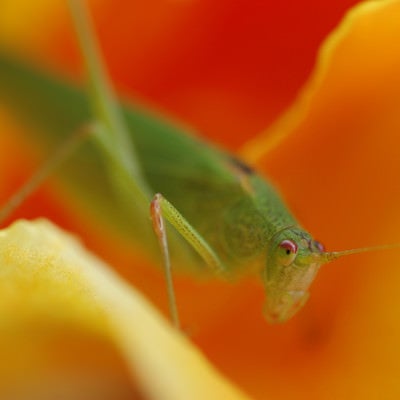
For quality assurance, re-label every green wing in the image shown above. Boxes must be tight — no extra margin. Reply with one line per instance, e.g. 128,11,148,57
0,52,297,272
0,53,241,266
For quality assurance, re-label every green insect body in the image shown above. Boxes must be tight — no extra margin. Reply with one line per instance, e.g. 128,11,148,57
0,2,386,325
0,52,331,323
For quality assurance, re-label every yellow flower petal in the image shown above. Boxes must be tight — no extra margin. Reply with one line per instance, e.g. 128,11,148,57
0,219,251,400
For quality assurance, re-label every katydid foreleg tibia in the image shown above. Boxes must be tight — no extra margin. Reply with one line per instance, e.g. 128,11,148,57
150,193,226,328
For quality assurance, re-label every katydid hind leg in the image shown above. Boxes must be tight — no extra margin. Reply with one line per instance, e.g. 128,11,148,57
68,0,150,201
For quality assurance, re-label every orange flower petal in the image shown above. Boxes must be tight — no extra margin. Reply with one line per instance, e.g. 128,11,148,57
240,1,400,397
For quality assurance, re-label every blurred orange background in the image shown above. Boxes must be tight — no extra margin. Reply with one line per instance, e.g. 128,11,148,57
1,0,400,399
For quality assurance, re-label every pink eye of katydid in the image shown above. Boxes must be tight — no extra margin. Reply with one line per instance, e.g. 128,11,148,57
279,239,298,255
278,239,298,266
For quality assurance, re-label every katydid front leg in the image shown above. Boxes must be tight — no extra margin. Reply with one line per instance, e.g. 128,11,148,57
0,126,92,225
150,193,224,330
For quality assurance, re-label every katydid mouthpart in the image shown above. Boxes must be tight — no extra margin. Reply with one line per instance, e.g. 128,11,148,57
0,0,397,328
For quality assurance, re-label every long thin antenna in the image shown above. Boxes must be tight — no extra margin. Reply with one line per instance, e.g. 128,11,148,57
319,243,400,264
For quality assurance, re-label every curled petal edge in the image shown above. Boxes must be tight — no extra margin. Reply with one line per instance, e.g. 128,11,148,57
240,0,400,162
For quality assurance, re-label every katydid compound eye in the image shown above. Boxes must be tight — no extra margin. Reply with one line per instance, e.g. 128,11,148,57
278,239,298,266
279,239,298,255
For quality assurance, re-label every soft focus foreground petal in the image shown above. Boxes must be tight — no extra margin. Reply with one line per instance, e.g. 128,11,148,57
0,219,252,400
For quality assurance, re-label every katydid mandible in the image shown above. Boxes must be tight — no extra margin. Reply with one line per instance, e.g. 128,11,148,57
0,1,394,328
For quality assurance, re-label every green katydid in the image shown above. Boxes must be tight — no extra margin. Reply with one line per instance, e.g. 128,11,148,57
0,0,395,328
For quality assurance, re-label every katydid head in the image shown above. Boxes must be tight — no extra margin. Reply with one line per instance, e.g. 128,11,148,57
263,227,399,324
263,227,324,323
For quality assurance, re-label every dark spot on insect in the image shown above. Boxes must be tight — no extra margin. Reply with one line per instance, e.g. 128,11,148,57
228,156,255,175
